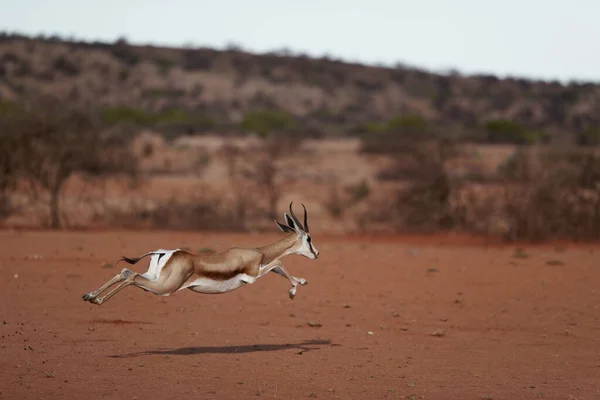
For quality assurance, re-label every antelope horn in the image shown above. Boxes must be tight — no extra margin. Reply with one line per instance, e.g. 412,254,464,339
301,203,309,233
289,202,304,231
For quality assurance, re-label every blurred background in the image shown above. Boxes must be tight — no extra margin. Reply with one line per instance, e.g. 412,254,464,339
1,0,600,241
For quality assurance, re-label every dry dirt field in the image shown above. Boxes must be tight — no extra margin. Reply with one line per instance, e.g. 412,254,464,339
0,229,599,400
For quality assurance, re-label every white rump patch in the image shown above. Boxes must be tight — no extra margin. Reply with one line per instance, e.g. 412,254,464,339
139,249,180,281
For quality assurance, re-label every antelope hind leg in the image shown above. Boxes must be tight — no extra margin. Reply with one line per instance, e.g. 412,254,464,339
89,276,136,305
82,268,136,302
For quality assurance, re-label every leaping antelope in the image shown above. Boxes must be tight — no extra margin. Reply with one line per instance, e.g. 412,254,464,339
82,202,319,305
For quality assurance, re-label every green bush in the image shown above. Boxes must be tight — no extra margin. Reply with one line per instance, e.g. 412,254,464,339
576,127,600,146
387,114,428,133
484,119,543,144
102,106,150,125
0,100,22,115
359,114,431,154
240,109,297,137
353,121,386,134
101,106,216,132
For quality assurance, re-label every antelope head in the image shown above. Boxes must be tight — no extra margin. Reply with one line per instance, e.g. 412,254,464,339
275,202,319,260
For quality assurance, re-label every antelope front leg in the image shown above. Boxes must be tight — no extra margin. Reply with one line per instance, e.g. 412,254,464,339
271,265,308,300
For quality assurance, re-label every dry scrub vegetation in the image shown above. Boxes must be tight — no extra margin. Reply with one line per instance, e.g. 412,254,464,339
2,34,600,241
2,95,600,242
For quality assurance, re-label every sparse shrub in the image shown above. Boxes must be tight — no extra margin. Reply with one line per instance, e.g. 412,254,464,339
350,121,386,135
360,114,431,154
324,185,344,218
501,147,600,241
394,157,465,231
221,143,251,229
346,179,370,203
0,100,20,115
53,55,79,76
387,114,428,133
576,126,600,146
14,60,31,77
102,106,150,125
182,49,214,70
498,148,539,182
101,106,216,135
111,38,140,66
118,67,129,82
245,137,301,220
154,56,175,76
368,134,468,232
240,109,297,138
484,119,543,144
221,136,302,224
141,142,154,157
146,198,244,231
324,179,371,219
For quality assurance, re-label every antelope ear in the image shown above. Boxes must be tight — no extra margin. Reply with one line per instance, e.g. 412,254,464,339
284,213,298,231
275,220,295,233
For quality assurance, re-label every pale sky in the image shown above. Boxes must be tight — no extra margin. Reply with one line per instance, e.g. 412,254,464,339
2,0,599,83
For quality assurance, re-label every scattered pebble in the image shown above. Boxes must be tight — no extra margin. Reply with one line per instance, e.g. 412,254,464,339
512,248,529,259
431,329,446,337
367,331,374,335
307,320,322,328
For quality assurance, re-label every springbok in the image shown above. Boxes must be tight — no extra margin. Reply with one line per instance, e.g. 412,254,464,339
82,202,319,305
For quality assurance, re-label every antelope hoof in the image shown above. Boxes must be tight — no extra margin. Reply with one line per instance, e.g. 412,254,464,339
89,297,102,305
297,278,307,285
289,288,296,300
82,292,95,301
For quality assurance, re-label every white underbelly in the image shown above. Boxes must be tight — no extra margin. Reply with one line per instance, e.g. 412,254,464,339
182,274,254,294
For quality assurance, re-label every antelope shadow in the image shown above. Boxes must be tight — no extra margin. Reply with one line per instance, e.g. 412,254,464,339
108,339,332,358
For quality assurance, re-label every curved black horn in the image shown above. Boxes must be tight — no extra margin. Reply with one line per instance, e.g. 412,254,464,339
289,202,304,231
301,203,309,233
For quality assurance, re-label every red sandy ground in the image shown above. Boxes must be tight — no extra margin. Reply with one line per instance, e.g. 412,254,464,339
0,230,598,399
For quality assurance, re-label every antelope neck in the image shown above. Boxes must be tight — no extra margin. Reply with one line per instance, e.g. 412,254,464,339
256,233,298,265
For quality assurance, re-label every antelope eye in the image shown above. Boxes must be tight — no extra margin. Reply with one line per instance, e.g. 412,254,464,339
307,236,312,243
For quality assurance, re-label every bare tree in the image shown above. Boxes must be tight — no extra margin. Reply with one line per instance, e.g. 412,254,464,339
245,136,301,220
7,97,137,229
0,117,26,217
221,142,250,229
220,135,302,227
